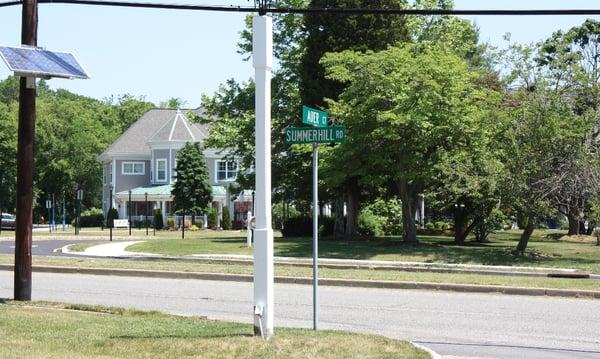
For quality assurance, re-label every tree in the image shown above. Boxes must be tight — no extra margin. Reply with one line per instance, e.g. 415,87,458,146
171,142,212,218
222,207,232,230
537,20,600,234
323,44,489,242
300,0,410,109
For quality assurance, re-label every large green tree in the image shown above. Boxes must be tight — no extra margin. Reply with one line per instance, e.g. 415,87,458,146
322,44,491,242
171,142,213,218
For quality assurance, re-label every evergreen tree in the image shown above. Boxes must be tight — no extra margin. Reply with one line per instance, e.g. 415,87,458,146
171,143,212,217
222,207,232,230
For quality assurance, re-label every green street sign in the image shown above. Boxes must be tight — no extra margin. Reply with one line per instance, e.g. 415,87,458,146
285,126,346,144
302,106,329,127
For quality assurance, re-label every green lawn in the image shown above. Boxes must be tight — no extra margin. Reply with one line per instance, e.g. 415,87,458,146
0,301,427,359
0,255,597,291
126,229,600,273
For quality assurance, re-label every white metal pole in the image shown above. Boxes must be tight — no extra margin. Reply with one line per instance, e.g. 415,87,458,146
420,194,425,229
253,15,274,340
312,143,319,330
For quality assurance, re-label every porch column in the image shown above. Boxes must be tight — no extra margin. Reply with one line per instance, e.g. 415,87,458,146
217,201,223,228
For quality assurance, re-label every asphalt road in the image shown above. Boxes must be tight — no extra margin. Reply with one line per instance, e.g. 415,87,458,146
0,238,124,257
1,271,598,359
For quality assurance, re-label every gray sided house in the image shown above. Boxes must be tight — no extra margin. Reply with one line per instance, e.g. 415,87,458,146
97,108,252,228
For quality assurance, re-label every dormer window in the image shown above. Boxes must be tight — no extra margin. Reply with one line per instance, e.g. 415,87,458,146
216,160,238,182
156,159,167,182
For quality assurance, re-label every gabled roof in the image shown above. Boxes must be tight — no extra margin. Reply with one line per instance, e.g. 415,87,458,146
98,108,209,161
148,109,206,143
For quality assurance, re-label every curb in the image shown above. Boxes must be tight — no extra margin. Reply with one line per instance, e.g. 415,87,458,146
1,264,598,299
61,244,595,279
411,342,442,359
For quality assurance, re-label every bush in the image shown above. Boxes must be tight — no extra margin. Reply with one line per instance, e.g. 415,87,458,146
207,208,218,229
319,216,335,237
106,208,119,228
433,221,450,230
474,208,507,242
166,218,175,229
362,198,402,235
153,209,164,230
272,203,301,230
425,222,435,230
282,217,312,237
190,224,199,231
358,208,384,238
222,207,232,230
77,207,104,227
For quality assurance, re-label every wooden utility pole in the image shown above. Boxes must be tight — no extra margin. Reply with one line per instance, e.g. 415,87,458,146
14,0,37,301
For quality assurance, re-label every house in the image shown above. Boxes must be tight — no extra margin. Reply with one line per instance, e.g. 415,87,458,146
97,108,252,228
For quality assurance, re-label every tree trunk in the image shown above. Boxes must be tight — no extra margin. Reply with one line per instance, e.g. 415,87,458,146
567,209,580,235
517,217,534,252
398,180,418,243
344,190,359,240
454,206,469,244
333,196,345,239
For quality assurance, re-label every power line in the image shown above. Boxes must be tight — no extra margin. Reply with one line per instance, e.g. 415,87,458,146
0,0,594,16
0,1,22,8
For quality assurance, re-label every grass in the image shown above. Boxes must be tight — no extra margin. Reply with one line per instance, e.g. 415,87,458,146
0,301,427,359
125,229,600,273
0,254,598,291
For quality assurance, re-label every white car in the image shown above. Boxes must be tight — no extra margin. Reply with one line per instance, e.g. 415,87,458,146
1,213,16,230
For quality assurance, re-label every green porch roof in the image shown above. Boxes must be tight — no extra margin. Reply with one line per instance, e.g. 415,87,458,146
116,184,226,198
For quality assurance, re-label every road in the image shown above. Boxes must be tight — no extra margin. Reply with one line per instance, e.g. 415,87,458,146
0,271,599,358
0,238,126,257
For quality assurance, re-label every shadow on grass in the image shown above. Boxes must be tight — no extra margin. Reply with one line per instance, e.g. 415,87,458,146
273,235,593,268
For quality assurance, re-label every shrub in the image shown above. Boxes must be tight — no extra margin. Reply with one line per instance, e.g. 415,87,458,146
166,218,175,229
207,208,218,229
362,198,402,235
358,208,384,238
474,208,507,242
222,207,232,230
272,203,301,230
153,209,164,230
319,216,335,237
77,207,104,227
425,222,435,230
282,217,312,237
106,208,119,228
190,224,200,231
433,221,450,230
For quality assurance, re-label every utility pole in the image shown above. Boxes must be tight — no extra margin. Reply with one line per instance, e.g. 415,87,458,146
14,0,37,301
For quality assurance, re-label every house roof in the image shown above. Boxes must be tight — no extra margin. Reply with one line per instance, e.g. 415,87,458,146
98,108,209,161
148,109,206,143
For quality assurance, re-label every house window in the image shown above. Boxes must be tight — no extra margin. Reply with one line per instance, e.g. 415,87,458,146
216,160,238,181
156,159,167,182
122,162,145,175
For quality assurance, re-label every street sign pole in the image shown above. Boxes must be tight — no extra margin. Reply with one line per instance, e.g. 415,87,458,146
253,14,274,340
312,143,319,330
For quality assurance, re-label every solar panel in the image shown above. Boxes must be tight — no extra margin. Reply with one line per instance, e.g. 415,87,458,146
0,46,89,80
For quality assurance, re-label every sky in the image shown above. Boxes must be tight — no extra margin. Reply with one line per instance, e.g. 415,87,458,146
0,0,598,108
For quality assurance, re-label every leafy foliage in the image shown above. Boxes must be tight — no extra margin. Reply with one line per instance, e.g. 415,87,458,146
322,44,491,242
